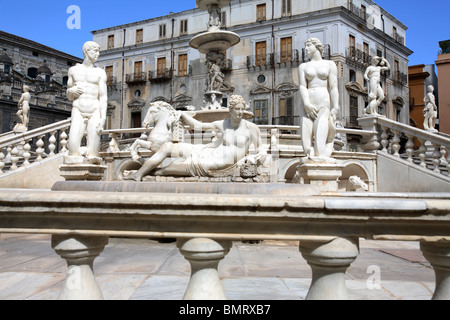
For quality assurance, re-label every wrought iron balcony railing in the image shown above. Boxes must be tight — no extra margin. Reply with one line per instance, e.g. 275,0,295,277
126,72,147,84
149,69,173,82
247,54,274,70
345,46,371,70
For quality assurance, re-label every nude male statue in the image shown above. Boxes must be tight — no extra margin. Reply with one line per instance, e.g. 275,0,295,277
66,41,107,161
364,56,390,115
17,85,31,129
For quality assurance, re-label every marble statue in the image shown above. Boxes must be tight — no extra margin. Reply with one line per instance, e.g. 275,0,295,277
129,101,192,162
208,59,225,92
124,95,267,181
364,56,390,115
299,38,339,160
423,85,438,132
207,5,221,31
66,41,108,163
14,85,31,133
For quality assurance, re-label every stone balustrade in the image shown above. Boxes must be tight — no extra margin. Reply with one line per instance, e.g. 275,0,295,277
0,119,71,174
0,183,448,300
359,115,450,176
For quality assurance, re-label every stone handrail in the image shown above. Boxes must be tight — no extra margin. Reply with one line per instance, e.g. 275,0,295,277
359,115,450,176
0,184,449,300
0,119,71,174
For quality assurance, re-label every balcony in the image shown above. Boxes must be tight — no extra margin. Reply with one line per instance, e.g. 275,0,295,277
393,32,405,46
126,73,147,85
345,46,371,70
392,70,408,86
247,54,274,70
106,76,117,87
347,3,371,22
275,50,300,66
273,116,300,127
149,69,173,82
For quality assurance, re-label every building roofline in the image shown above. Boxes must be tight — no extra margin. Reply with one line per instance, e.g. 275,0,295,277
91,7,202,35
0,30,83,62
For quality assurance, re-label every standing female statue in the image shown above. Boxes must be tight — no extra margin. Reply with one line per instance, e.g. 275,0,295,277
298,38,339,160
423,85,438,132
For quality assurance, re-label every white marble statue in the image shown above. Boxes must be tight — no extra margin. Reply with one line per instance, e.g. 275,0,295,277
129,101,191,162
299,38,339,160
124,95,267,181
423,85,438,132
14,85,31,132
66,41,107,162
364,56,390,115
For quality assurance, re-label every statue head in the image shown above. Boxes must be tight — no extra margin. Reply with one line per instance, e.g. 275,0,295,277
23,85,29,92
228,95,247,110
427,85,434,93
305,38,324,57
82,41,101,62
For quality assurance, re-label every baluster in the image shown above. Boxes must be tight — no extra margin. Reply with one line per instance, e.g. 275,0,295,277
10,146,19,171
0,147,5,174
22,139,31,167
36,135,45,162
5,146,12,164
391,130,401,158
418,139,427,168
439,146,448,168
405,134,415,163
380,125,389,153
60,129,68,154
48,131,57,157
432,143,442,174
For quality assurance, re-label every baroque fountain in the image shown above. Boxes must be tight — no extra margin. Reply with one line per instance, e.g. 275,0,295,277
0,0,448,302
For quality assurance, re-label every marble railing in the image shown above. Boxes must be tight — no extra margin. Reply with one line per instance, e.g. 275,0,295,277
359,115,450,177
0,185,448,300
0,119,71,174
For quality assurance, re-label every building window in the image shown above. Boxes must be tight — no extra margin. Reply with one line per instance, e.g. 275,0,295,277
136,29,143,45
363,42,369,64
221,11,227,27
349,70,356,82
131,112,142,129
282,0,292,16
349,95,359,127
157,57,166,77
280,37,293,63
134,61,143,79
257,4,266,21
106,113,113,130
32,51,39,57
361,5,367,20
108,35,115,50
27,67,37,79
280,97,293,118
255,41,267,66
178,54,188,77
105,66,114,85
180,19,188,35
254,100,268,125
349,35,356,49
159,24,167,39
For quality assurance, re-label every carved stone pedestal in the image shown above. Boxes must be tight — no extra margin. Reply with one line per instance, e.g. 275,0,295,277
51,235,109,300
420,241,450,300
297,158,345,192
300,237,359,300
60,156,107,181
178,238,232,300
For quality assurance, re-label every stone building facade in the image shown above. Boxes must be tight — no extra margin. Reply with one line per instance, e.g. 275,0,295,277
92,0,412,132
0,31,82,134
436,40,450,135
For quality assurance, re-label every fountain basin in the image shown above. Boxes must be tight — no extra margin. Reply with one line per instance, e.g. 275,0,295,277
189,30,241,54
194,109,254,122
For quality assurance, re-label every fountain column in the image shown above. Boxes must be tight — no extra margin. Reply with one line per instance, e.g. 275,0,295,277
189,0,240,112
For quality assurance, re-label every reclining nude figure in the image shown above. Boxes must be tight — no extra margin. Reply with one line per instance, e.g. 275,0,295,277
123,95,267,181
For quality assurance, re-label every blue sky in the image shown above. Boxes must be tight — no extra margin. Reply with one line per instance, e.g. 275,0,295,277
0,0,448,68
